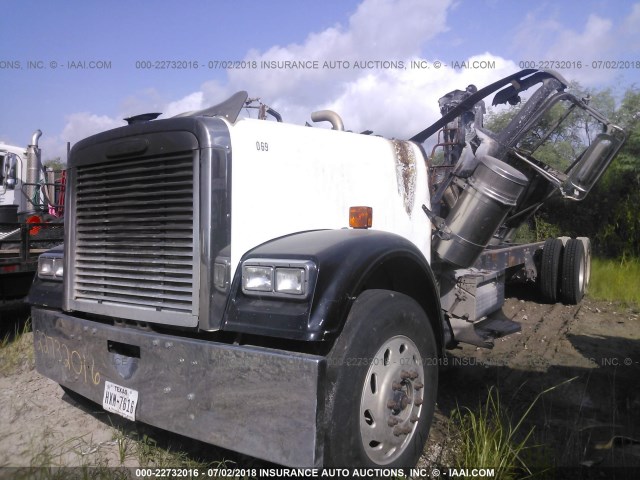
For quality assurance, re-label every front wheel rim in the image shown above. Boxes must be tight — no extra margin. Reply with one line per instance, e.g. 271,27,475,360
359,335,426,464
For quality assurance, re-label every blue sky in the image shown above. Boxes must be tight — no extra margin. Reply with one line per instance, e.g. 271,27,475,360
1,0,639,160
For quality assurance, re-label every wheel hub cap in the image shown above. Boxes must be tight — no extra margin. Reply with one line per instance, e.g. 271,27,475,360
359,335,425,464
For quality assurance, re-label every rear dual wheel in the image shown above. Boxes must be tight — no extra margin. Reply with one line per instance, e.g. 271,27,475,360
539,238,563,303
577,237,592,294
561,238,588,304
539,237,591,305
323,290,438,468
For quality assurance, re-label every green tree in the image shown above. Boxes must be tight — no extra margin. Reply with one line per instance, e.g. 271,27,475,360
598,87,640,256
485,84,639,257
43,157,65,171
546,86,640,257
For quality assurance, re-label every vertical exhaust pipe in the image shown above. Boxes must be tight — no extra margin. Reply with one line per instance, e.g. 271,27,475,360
25,129,43,212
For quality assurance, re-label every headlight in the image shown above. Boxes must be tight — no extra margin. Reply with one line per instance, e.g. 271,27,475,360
38,254,64,281
241,259,316,299
275,268,305,295
243,265,273,292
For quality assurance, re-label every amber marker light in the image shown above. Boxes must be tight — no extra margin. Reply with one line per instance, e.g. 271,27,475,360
349,206,372,229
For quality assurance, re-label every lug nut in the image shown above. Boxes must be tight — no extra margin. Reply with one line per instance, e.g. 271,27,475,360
414,381,424,390
392,381,403,391
387,400,398,410
401,369,419,380
414,397,423,406
393,425,412,436
410,414,419,423
387,416,399,427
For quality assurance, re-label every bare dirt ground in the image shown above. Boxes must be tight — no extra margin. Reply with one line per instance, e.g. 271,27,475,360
1,293,639,475
428,290,640,476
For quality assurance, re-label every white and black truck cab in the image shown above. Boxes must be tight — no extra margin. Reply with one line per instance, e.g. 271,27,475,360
29,70,625,468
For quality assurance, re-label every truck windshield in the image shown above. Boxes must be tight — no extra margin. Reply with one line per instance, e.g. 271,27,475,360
511,94,625,199
516,98,600,172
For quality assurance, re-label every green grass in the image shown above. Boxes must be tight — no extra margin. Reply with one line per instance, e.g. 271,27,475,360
447,380,576,479
0,317,34,376
0,319,229,477
589,257,640,305
449,388,536,479
17,426,228,479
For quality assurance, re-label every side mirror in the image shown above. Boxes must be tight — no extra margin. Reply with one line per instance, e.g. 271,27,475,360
1,153,18,190
562,130,625,201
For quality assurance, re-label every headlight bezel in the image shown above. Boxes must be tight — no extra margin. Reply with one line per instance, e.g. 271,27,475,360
37,253,64,281
241,258,316,299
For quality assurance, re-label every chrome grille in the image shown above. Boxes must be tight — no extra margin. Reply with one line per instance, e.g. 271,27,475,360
72,151,197,321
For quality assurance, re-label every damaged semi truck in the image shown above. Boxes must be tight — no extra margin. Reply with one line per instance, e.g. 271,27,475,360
30,69,625,467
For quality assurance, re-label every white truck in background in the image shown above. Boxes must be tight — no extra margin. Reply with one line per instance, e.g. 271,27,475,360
29,69,625,467
1,131,64,304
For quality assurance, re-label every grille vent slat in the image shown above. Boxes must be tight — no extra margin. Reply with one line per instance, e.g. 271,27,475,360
72,151,196,317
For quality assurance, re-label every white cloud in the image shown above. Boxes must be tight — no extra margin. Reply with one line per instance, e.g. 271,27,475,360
323,54,520,139
197,0,520,140
120,88,165,119
60,113,122,141
0,133,16,145
40,112,122,161
622,3,640,47
511,12,563,60
41,93,203,161
49,0,459,157
512,4,640,86
554,14,614,59
220,0,452,108
47,0,637,161
162,91,204,118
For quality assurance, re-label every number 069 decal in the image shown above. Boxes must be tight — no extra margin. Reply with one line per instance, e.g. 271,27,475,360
256,141,269,151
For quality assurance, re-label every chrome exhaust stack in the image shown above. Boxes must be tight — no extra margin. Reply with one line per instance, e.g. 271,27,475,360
25,129,43,213
311,110,345,131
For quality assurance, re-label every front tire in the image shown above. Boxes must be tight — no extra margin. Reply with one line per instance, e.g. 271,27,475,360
323,290,438,468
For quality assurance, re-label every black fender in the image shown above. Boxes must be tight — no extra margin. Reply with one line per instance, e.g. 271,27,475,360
222,229,445,350
25,276,64,310
25,244,64,311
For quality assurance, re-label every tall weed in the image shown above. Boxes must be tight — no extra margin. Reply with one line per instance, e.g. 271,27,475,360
448,380,576,479
589,257,640,305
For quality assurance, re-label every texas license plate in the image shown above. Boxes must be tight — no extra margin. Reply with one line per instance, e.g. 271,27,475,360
103,381,138,421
